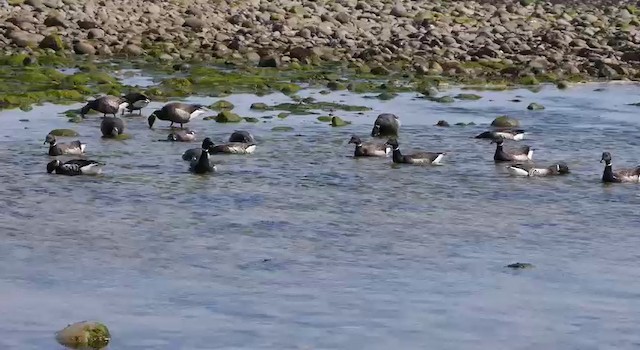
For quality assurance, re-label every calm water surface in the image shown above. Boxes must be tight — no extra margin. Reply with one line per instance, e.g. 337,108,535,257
1,81,640,350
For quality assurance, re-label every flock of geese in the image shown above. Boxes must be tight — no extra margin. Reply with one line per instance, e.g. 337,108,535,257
42,94,640,183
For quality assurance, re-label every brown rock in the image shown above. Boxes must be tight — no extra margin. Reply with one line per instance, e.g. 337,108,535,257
44,15,67,27
77,20,98,29
87,28,104,39
183,17,204,30
39,34,64,51
258,54,280,67
8,30,43,48
73,41,96,55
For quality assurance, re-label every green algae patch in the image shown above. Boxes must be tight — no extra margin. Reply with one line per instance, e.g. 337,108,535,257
277,112,290,119
209,100,234,111
48,129,79,137
317,116,332,122
331,116,351,127
375,92,398,100
272,126,294,132
215,111,242,123
250,102,269,110
454,93,482,100
104,133,133,140
244,117,259,123
55,321,111,349
426,95,455,103
263,101,371,115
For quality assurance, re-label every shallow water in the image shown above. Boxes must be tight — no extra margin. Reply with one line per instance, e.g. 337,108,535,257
1,82,640,350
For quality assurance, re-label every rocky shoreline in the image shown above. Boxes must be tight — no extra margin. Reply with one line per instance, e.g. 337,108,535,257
3,0,640,84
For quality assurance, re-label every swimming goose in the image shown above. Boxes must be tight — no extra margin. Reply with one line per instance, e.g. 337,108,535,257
44,134,86,156
600,152,640,183
148,102,207,129
371,113,401,137
190,138,216,174
46,159,105,176
475,129,526,141
121,92,150,115
492,139,533,162
100,116,125,138
168,130,196,142
229,130,256,143
348,135,391,157
506,162,570,177
385,138,445,165
208,141,257,155
80,95,129,118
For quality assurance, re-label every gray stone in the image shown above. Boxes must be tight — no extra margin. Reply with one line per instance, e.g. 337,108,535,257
390,4,408,17
87,28,104,39
73,41,96,55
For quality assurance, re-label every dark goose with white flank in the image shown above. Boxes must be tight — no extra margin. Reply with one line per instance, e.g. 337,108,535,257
44,134,86,156
46,159,105,176
385,138,445,165
229,130,255,143
475,129,526,141
122,92,150,115
189,138,216,174
148,102,207,129
371,113,401,138
492,139,533,162
168,130,196,142
506,162,570,177
601,152,640,183
348,135,391,157
80,95,129,118
100,116,125,138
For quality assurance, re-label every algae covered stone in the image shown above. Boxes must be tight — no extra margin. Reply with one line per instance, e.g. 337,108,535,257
209,100,234,111
331,116,351,127
454,93,482,100
491,115,520,127
250,102,269,111
272,126,294,132
215,111,242,123
48,128,79,137
527,102,545,110
55,321,110,349
317,116,332,122
244,117,259,123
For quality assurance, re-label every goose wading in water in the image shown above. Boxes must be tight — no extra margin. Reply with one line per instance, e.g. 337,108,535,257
190,138,216,174
385,138,445,165
348,135,391,157
80,95,129,118
371,113,401,137
475,129,526,141
121,92,150,115
167,130,197,142
46,159,105,176
506,162,570,177
44,134,86,156
492,139,533,162
148,102,207,129
600,152,640,183
100,116,125,138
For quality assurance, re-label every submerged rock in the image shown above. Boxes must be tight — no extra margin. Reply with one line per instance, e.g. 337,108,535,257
48,128,79,137
491,116,520,128
505,262,534,269
55,321,110,349
454,93,482,100
209,100,234,111
243,117,259,123
215,111,242,123
272,126,294,132
317,116,332,122
250,102,269,110
527,102,545,110
435,120,450,127
331,116,351,127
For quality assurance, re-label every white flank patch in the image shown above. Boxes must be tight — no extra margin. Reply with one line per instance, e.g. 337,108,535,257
507,166,530,177
244,145,257,154
384,146,391,156
432,153,445,164
80,163,103,175
80,144,86,152
513,133,525,141
118,102,130,111
132,100,150,109
190,110,206,119
527,150,534,159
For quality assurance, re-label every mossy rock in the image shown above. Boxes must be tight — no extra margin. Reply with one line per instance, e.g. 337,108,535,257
277,112,290,119
518,76,540,86
556,80,569,89
67,116,83,123
278,83,302,95
215,111,242,123
455,122,475,126
55,321,110,349
107,133,133,140
48,129,79,137
318,90,331,95
244,117,259,123
491,115,520,127
527,102,545,110
209,100,234,111
317,116,332,122
250,102,269,110
370,66,390,76
331,116,351,127
435,120,450,127
454,93,482,100
376,92,398,100
327,81,347,90
430,96,455,103
272,126,294,132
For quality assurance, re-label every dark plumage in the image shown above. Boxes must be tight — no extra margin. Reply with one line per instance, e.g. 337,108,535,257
371,113,401,137
348,135,391,157
601,152,640,183
44,134,86,156
148,102,207,129
100,116,125,138
492,139,533,162
46,159,105,176
385,138,445,165
122,92,150,115
506,162,570,177
475,129,526,141
229,130,255,143
189,138,216,174
80,95,129,118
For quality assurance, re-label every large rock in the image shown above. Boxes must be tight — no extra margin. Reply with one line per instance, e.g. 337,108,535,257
215,111,242,123
491,116,520,127
55,321,110,349
39,34,64,51
73,41,96,55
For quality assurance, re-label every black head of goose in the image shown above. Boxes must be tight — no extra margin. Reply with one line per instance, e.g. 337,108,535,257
167,130,197,142
348,135,391,157
475,129,526,141
100,116,125,138
148,102,207,129
80,95,129,118
491,138,533,162
506,162,570,177
44,134,86,156
600,152,640,183
229,130,256,143
122,92,150,115
189,138,216,174
385,138,445,165
371,113,401,138
46,159,105,176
